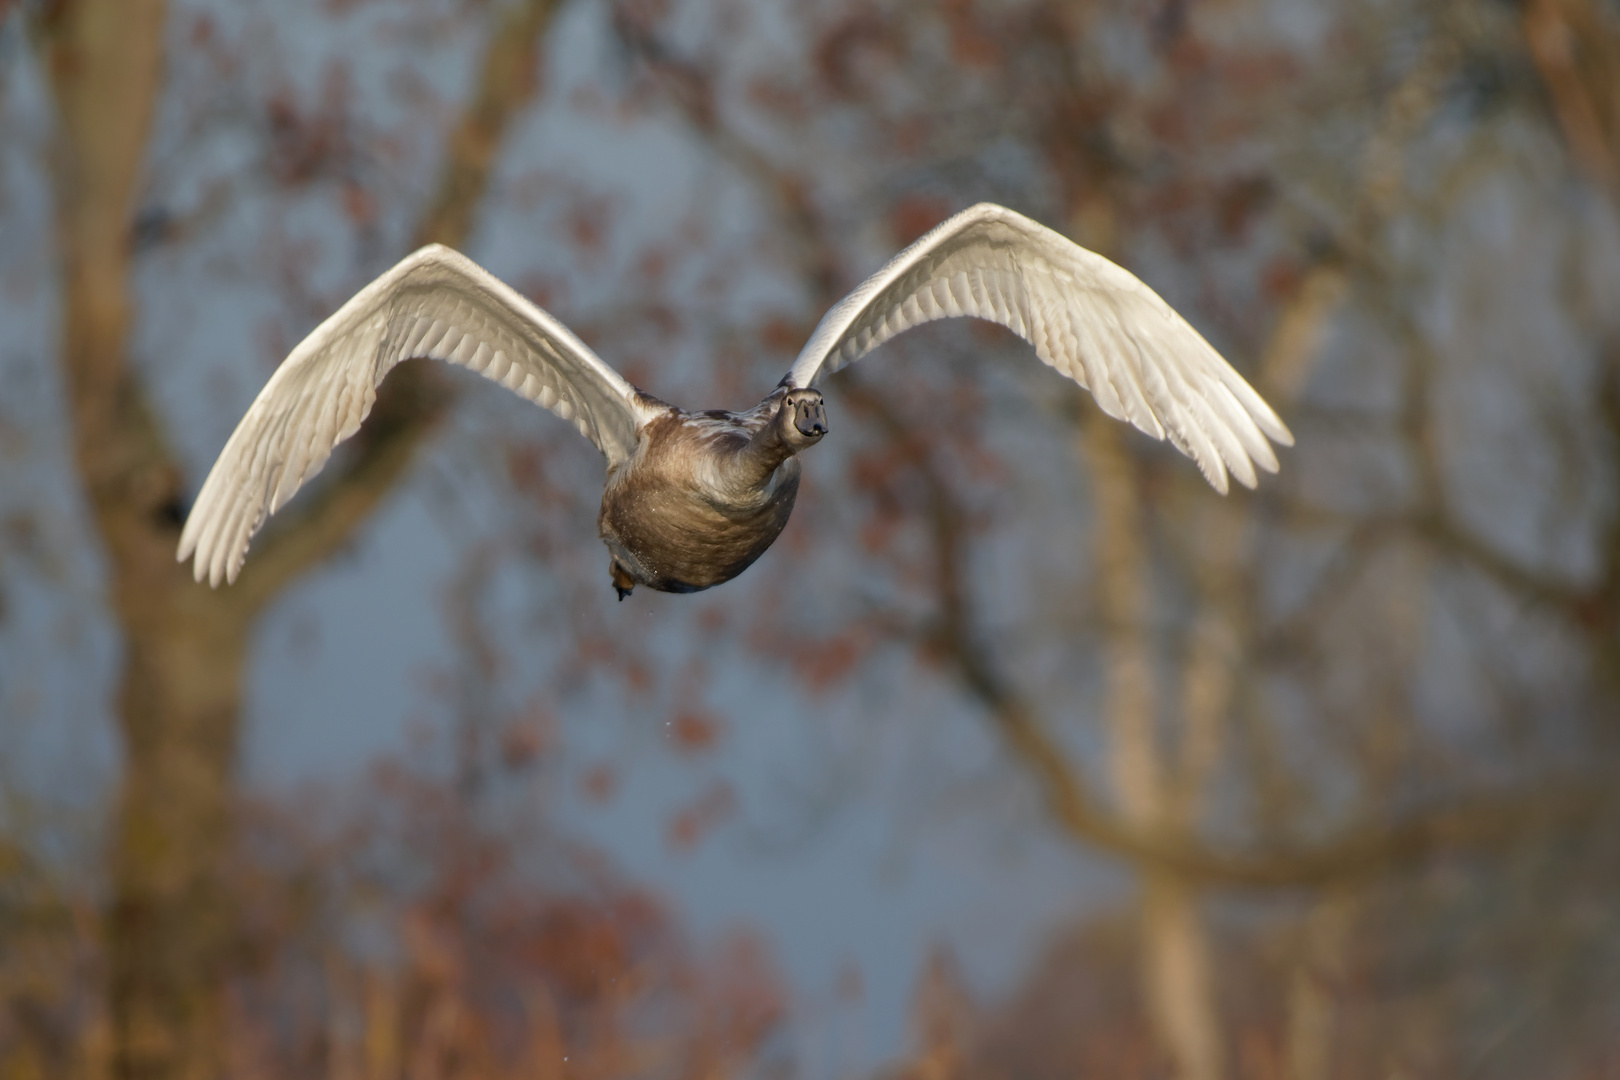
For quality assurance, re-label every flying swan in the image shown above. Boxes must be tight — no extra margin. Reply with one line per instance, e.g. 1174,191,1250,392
179,203,1293,597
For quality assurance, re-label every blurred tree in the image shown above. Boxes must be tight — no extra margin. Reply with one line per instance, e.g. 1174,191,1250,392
9,0,1620,1076
221,742,784,1080
31,0,562,1075
1526,0,1620,200
605,0,1620,1074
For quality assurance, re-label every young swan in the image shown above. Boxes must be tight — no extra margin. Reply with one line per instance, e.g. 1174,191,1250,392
598,387,828,598
178,203,1293,598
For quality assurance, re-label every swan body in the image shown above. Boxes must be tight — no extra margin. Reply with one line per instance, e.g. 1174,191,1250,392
597,387,825,597
178,203,1293,596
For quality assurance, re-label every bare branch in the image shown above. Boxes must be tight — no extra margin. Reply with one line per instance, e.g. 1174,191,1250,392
236,0,561,612
1525,0,1620,200
842,376,1614,888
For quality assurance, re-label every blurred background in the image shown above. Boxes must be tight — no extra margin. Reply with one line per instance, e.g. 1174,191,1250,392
3,0,1620,1077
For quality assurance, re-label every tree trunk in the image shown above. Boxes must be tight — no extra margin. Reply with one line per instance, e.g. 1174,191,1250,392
1140,871,1223,1080
1082,418,1225,1080
41,3,221,1073
1286,891,1354,1080
104,610,249,1079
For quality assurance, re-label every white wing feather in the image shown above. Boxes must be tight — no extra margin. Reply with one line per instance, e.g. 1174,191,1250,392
785,203,1293,493
178,244,656,587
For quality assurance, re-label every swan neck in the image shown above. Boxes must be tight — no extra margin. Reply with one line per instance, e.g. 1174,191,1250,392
735,415,797,490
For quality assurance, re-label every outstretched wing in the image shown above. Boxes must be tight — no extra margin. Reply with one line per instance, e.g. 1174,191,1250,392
179,244,656,587
784,203,1293,493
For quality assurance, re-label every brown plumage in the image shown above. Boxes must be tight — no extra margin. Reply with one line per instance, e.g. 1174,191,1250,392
598,387,825,597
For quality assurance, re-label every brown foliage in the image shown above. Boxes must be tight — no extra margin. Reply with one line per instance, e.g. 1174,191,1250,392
0,746,786,1080
227,757,783,1080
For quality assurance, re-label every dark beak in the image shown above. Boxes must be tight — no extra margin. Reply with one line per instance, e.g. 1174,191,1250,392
793,397,829,438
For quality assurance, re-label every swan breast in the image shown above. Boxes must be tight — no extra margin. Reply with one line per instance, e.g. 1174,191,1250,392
597,411,802,592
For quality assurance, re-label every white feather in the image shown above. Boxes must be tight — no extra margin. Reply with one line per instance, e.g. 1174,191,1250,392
784,203,1292,492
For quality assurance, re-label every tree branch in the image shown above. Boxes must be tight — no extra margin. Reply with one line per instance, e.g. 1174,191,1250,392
235,0,561,613
1525,0,1620,201
613,8,1620,891
842,378,1614,888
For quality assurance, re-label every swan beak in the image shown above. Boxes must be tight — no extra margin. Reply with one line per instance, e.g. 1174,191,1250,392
792,395,828,439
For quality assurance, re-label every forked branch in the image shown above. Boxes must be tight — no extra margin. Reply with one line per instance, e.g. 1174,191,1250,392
236,0,561,612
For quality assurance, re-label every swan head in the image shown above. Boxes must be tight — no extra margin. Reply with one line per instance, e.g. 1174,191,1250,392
778,387,828,451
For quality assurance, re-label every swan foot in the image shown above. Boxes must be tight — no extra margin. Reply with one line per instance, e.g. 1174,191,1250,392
610,558,636,601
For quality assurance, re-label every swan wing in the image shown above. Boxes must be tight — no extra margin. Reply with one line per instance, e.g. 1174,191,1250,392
178,244,655,586
784,203,1293,493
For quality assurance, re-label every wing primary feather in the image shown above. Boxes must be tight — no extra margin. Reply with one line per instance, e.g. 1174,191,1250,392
1211,381,1279,474
1218,362,1294,446
1164,399,1229,495
245,396,299,517
1104,325,1169,441
268,385,327,513
335,377,366,441
187,486,231,582
1159,359,1234,493
1109,333,1167,441
207,477,256,585
1069,303,1128,421
1194,390,1259,490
